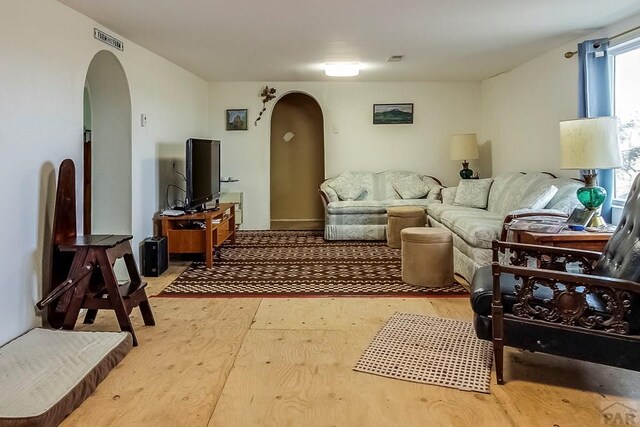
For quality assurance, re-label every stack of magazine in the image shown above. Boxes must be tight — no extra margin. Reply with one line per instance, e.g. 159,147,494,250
507,218,566,234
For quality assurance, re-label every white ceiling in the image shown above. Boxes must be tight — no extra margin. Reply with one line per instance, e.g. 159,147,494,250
59,0,640,82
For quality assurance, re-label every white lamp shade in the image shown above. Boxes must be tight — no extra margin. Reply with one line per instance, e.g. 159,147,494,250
559,117,621,169
450,134,479,161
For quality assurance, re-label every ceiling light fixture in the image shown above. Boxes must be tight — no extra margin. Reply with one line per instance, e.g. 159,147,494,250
324,62,360,77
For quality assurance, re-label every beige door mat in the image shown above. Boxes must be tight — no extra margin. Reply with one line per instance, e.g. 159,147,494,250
354,313,493,393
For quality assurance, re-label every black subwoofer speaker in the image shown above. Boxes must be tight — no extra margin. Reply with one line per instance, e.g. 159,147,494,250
141,236,168,277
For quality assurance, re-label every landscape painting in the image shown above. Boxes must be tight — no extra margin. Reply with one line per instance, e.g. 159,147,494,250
226,109,248,130
373,103,414,125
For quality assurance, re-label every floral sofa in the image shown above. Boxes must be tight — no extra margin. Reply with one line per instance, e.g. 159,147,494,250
426,172,583,281
319,171,444,240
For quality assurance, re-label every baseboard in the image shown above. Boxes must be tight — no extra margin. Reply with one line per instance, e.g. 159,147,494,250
270,219,324,230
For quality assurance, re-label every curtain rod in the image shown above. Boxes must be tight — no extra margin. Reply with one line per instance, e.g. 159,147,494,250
564,24,640,58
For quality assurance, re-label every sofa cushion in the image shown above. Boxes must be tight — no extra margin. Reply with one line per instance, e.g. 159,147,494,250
486,173,524,213
440,209,503,249
546,177,583,214
327,200,387,215
450,216,504,249
393,174,429,199
383,171,414,199
385,199,438,209
517,184,558,210
426,203,470,222
491,173,554,215
329,173,367,201
453,178,494,209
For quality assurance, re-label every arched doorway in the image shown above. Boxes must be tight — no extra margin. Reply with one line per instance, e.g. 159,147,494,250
83,50,132,236
270,92,325,230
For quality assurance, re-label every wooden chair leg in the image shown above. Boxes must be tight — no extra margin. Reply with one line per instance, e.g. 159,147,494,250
96,250,138,346
83,309,98,324
138,299,156,326
122,247,156,326
491,263,505,385
494,338,504,385
61,250,93,330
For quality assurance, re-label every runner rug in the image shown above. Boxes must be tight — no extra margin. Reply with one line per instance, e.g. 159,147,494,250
354,313,493,393
158,230,468,298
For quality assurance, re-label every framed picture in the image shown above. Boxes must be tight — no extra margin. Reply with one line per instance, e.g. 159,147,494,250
373,103,413,125
566,208,595,227
226,109,248,131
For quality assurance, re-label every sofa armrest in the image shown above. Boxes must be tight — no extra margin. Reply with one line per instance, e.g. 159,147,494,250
319,181,339,205
318,189,330,208
500,208,568,240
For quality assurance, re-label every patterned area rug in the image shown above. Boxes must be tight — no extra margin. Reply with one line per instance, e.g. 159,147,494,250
354,313,493,393
158,230,468,297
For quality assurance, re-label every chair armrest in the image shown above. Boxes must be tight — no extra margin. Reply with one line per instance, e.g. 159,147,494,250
492,240,601,260
491,240,601,274
493,263,639,293
491,262,638,335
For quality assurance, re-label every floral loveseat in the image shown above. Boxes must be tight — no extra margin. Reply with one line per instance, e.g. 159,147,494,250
426,172,583,281
319,171,444,240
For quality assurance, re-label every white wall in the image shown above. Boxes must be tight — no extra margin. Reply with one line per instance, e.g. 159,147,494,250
210,82,481,229
0,0,209,345
481,12,640,177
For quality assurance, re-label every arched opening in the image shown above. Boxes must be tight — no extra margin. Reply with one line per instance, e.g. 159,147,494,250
83,50,132,236
270,92,325,230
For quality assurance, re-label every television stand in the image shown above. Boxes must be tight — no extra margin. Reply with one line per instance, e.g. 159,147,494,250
155,203,235,268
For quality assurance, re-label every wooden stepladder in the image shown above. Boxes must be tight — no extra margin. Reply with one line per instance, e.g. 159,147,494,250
37,159,155,346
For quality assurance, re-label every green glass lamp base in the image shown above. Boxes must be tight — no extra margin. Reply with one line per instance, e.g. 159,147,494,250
576,184,606,210
577,172,607,227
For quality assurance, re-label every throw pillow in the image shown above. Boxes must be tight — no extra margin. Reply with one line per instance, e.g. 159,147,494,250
453,178,494,209
427,185,444,200
441,186,457,205
517,184,558,210
393,174,429,199
423,176,442,200
329,173,366,201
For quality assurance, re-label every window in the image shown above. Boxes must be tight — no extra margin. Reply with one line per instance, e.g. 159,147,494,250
613,42,640,201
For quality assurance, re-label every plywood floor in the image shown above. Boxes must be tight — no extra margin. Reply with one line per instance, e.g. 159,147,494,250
62,262,640,427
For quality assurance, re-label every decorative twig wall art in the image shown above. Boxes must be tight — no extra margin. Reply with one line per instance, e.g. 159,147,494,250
254,86,277,126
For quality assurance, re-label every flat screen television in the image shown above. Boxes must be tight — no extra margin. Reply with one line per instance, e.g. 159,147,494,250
185,138,221,212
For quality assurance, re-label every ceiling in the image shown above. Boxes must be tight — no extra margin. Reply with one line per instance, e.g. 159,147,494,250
59,0,640,82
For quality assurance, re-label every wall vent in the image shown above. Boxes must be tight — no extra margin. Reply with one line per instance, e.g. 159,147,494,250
387,55,404,62
94,28,124,51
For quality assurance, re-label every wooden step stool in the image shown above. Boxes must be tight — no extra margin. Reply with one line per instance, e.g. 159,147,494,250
38,159,155,346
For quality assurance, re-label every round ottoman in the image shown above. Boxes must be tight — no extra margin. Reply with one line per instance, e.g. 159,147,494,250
401,227,453,287
386,206,426,248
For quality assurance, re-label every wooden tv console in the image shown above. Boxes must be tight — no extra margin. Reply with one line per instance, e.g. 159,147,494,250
154,203,235,268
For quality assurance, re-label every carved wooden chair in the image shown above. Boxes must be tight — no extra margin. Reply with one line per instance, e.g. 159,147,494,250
471,173,640,384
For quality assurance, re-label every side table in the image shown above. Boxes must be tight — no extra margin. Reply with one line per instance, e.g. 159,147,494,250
512,229,613,252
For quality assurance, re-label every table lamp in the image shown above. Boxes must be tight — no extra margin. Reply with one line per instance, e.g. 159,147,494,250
559,117,621,228
451,134,479,179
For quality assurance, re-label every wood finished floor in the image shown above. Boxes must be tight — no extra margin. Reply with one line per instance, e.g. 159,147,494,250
62,262,640,427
